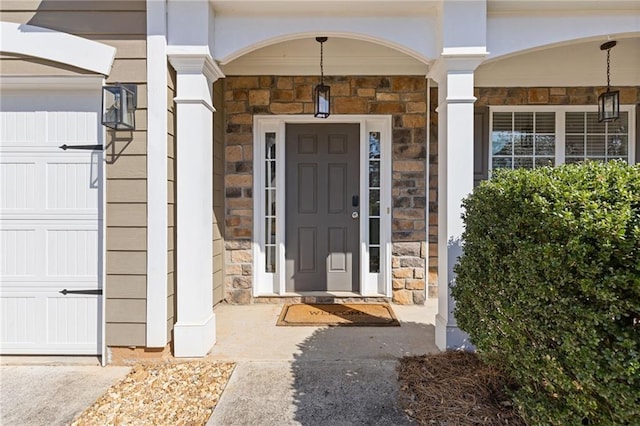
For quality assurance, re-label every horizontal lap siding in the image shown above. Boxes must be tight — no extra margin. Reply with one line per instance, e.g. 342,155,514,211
213,80,225,306
167,63,176,340
0,1,149,347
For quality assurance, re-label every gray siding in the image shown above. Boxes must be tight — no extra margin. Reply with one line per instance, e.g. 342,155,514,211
0,1,149,347
213,80,226,306
167,63,177,338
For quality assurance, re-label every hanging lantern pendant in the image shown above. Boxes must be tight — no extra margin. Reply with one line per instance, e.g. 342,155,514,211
314,37,330,118
598,40,619,123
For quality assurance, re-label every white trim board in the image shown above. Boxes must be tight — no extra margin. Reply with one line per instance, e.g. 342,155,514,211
252,115,393,298
145,0,169,348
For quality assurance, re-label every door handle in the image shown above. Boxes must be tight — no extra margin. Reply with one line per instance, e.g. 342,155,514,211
59,289,103,295
351,211,359,219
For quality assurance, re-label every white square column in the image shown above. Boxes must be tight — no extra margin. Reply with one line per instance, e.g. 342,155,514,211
168,53,224,357
429,53,486,351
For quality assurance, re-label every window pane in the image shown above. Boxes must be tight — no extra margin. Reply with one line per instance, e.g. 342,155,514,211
492,157,512,169
265,189,276,216
369,218,380,245
492,134,512,155
265,218,276,244
535,135,555,155
369,161,380,188
608,112,628,134
493,113,513,131
565,157,583,164
514,134,533,155
266,246,276,273
369,189,380,216
369,247,380,273
514,157,534,169
369,132,381,159
586,112,605,133
586,135,606,156
536,112,555,133
566,112,585,133
608,135,627,156
266,132,276,159
565,135,585,156
514,112,534,133
536,157,555,167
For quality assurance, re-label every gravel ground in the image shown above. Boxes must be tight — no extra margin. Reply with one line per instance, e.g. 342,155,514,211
71,361,235,425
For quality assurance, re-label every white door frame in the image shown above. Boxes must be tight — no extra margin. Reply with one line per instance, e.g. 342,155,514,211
253,115,392,298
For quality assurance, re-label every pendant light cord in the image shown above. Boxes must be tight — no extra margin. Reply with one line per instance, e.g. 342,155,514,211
320,40,324,85
606,47,611,92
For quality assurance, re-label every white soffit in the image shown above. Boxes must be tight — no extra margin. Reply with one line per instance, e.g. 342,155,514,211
0,21,116,75
488,0,640,13
476,36,640,87
221,37,430,76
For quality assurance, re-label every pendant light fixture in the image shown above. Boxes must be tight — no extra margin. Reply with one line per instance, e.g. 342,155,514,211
598,40,620,123
314,37,330,118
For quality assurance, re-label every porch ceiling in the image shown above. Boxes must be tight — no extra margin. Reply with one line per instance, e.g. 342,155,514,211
211,0,438,17
220,37,430,76
476,36,640,87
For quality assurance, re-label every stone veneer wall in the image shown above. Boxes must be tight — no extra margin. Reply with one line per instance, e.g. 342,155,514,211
224,76,431,304
474,86,640,107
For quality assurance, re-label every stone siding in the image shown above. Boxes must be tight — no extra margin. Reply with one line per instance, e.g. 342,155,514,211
224,76,429,304
475,86,640,107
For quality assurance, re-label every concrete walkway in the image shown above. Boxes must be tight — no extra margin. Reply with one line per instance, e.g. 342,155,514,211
0,357,130,425
207,300,439,425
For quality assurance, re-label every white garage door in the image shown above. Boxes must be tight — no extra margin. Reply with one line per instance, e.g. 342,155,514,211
0,88,103,355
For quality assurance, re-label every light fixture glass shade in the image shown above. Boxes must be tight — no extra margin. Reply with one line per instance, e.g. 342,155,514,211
314,84,330,118
598,90,619,122
102,85,136,130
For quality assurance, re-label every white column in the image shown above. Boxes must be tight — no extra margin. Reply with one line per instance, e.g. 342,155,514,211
168,52,224,357
429,53,486,351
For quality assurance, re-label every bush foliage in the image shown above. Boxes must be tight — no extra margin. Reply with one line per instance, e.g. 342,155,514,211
452,161,640,425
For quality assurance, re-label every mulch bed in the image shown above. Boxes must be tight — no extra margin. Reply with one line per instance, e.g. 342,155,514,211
398,351,526,425
71,361,235,426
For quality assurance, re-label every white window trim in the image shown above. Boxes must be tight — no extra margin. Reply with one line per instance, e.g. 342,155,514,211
252,115,393,298
489,105,636,172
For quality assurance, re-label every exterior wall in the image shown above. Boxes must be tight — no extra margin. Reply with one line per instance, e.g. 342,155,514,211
213,80,226,306
167,63,177,339
224,76,429,304
0,1,149,346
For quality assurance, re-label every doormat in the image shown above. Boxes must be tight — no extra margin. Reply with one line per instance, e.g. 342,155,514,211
276,303,400,327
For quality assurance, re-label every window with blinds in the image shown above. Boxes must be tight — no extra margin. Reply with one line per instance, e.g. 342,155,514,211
565,112,629,163
490,107,634,172
492,112,556,169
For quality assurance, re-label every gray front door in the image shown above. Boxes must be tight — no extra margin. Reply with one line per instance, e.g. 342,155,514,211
285,123,360,292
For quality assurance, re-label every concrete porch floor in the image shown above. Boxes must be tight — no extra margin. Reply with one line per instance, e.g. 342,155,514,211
207,299,440,361
207,300,440,425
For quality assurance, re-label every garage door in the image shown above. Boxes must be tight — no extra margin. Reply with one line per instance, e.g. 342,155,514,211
0,89,103,355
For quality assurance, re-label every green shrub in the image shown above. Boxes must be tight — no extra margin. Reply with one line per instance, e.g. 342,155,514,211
452,161,640,425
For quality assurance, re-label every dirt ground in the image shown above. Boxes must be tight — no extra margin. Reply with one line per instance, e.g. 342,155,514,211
398,351,526,425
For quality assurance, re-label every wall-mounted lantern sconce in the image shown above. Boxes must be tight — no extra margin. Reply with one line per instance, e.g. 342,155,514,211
102,84,137,130
314,37,330,118
598,40,619,123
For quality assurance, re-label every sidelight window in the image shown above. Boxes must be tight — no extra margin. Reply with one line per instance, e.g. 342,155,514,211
265,132,276,273
368,131,381,273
